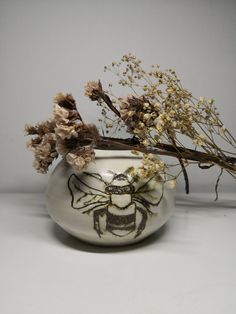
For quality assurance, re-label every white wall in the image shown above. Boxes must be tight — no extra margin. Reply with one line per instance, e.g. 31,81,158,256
0,0,236,193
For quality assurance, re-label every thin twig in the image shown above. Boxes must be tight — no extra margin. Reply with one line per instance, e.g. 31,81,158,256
179,158,190,194
100,93,121,118
214,168,223,201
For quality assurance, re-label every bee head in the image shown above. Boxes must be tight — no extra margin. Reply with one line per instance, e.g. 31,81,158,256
105,173,134,195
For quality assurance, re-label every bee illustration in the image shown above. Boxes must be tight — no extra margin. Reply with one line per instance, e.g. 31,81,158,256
67,172,164,238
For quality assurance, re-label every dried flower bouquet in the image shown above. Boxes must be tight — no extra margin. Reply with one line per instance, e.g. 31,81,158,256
25,54,236,197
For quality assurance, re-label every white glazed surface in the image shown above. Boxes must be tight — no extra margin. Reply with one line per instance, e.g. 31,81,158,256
46,150,176,246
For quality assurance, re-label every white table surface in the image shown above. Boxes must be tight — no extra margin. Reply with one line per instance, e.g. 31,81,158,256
0,193,236,314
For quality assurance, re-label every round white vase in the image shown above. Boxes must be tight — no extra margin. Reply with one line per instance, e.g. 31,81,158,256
46,150,176,246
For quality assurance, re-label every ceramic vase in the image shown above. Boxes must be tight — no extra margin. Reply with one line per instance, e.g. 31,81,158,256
46,150,176,246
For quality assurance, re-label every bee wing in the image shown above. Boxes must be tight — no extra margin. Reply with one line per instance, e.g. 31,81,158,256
68,173,109,211
134,176,164,206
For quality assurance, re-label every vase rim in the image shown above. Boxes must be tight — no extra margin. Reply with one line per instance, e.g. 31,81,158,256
94,149,141,159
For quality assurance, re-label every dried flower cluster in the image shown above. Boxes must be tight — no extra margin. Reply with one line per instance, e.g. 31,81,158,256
25,93,99,173
126,153,167,180
25,120,58,173
85,54,236,192
84,80,103,101
103,54,235,156
25,53,236,195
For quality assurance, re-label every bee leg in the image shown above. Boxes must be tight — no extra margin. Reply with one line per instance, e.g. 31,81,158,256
93,208,106,238
135,207,147,238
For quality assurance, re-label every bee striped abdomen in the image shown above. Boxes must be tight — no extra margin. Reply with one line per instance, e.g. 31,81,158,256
106,204,136,236
106,212,136,233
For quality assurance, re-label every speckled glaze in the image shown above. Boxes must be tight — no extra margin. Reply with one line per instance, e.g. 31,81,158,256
46,150,176,246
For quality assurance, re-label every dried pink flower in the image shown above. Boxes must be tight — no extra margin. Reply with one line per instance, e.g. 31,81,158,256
119,95,146,132
55,124,78,140
84,80,103,101
54,93,77,110
25,120,56,136
27,132,58,173
66,147,95,172
53,104,69,124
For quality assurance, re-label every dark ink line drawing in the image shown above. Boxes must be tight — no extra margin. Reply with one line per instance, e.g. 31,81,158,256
68,172,164,238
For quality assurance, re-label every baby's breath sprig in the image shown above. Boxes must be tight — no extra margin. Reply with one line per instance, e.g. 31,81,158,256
85,53,236,192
